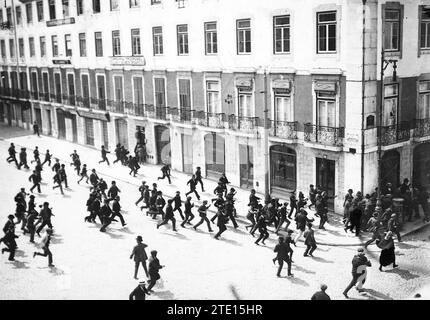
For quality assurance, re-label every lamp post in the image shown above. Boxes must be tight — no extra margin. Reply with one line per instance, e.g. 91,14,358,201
377,49,398,199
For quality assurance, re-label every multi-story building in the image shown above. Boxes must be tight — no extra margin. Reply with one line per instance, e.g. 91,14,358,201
0,0,429,213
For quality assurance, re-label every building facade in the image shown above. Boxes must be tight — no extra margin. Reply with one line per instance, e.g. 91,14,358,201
0,0,429,213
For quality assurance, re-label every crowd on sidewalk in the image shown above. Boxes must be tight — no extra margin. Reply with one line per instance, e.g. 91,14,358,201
1,125,427,299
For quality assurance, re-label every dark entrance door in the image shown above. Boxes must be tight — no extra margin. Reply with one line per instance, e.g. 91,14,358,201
101,121,109,149
413,143,430,193
71,115,77,142
46,109,52,135
204,133,225,179
115,118,129,149
56,109,66,139
35,108,42,133
6,104,12,125
270,145,297,193
0,103,4,123
182,133,193,174
316,157,336,210
381,150,400,189
239,144,253,189
155,125,171,164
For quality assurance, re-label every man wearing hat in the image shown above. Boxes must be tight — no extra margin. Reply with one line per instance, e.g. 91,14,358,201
147,250,164,292
135,181,147,206
0,220,18,261
181,196,195,227
129,281,150,300
33,228,54,267
17,147,29,170
24,207,38,243
311,284,331,300
111,196,126,227
186,175,200,200
387,213,401,242
273,237,293,277
294,208,314,243
36,202,53,236
6,143,18,166
343,248,372,298
275,202,290,235
172,191,184,221
303,223,317,257
193,200,212,232
156,199,177,231
364,211,384,248
130,236,149,279
3,215,15,236
29,170,42,194
194,166,204,192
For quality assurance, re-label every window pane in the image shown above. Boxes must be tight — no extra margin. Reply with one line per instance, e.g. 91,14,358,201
318,12,336,22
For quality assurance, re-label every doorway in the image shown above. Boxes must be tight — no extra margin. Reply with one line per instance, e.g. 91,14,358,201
182,133,193,174
204,133,225,179
155,125,171,164
46,109,52,135
239,144,254,189
381,150,400,189
316,157,336,210
35,108,42,133
115,118,129,149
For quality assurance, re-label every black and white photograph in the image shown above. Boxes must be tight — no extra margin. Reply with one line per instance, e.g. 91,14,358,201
0,0,430,307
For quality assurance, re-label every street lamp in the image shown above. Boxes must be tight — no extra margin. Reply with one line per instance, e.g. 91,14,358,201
377,49,398,199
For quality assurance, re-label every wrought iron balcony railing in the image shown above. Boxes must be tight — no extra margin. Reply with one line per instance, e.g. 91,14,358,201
192,111,226,128
304,123,345,146
413,118,430,138
228,115,259,132
146,105,168,120
380,121,410,146
169,107,192,123
125,102,146,117
269,120,298,139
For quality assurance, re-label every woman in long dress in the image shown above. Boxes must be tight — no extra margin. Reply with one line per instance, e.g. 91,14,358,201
378,231,399,271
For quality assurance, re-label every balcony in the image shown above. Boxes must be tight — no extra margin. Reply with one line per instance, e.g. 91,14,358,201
380,121,410,146
146,105,168,121
169,107,192,124
76,96,90,108
228,115,259,133
413,118,430,139
125,102,146,117
106,100,123,113
304,123,345,147
192,111,225,129
269,120,298,140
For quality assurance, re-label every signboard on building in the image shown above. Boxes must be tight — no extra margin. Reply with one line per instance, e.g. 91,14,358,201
77,110,108,121
110,56,146,66
47,18,75,27
314,81,337,93
53,60,71,65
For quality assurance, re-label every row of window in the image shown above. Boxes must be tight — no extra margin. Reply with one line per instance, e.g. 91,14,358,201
0,0,167,25
2,7,430,59
2,69,430,127
0,13,335,60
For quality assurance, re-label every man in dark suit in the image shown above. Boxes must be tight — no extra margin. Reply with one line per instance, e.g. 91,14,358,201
98,146,110,165
129,281,150,300
6,143,18,166
274,236,293,277
147,250,164,292
17,148,29,170
156,199,177,231
186,175,200,200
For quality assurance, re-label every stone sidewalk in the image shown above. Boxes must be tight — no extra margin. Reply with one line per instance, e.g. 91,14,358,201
1,123,428,246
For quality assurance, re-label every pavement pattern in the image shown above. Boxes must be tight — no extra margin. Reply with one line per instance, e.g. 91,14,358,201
0,125,429,300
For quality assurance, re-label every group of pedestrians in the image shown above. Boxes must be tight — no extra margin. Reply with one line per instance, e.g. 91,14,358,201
3,130,426,300
0,189,55,267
